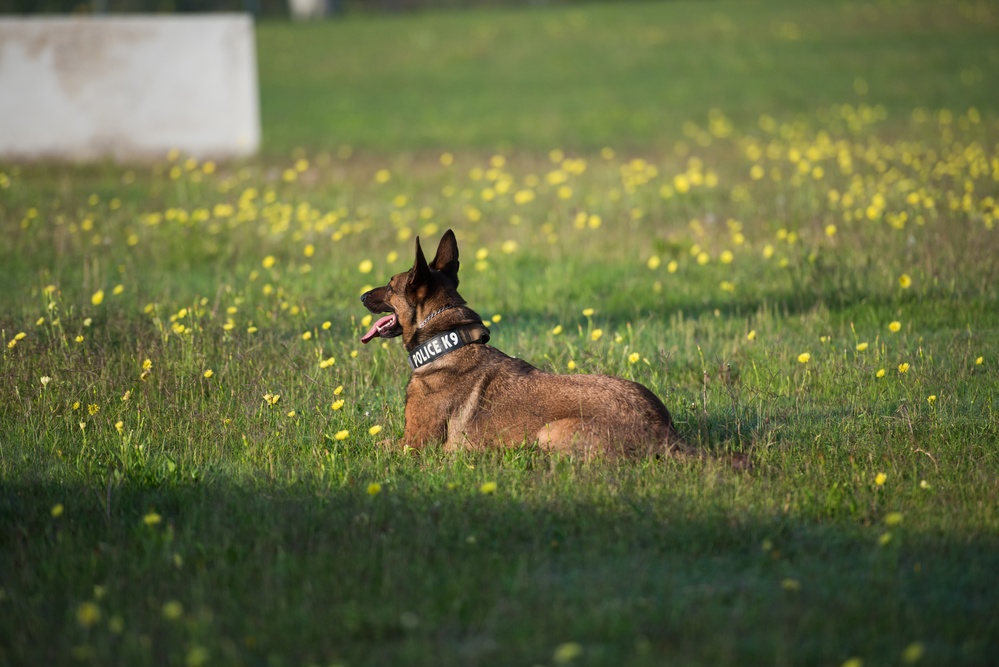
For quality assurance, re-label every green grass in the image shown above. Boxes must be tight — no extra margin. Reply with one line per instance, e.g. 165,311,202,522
3,0,999,665
257,0,999,153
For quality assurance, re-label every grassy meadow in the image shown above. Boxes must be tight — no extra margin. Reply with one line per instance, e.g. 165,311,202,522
2,0,999,665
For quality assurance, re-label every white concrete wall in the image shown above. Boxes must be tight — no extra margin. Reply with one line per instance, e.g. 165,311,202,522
0,15,260,161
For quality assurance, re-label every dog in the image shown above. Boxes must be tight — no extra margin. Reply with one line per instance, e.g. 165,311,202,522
360,229,694,459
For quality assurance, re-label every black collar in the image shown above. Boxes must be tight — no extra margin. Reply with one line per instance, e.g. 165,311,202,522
408,324,490,370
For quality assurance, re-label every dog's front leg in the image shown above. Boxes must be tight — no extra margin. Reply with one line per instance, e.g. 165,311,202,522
402,393,448,450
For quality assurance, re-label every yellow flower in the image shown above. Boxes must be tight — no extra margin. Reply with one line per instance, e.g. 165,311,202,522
286,410,296,418
842,658,863,667
186,646,209,667
143,512,162,526
667,260,678,273
74,335,84,343
480,481,497,494
203,369,214,379
91,290,104,306
334,429,349,440
582,308,594,317
51,503,64,517
262,255,276,269
646,255,661,270
369,425,382,436
142,358,153,370
322,321,331,330
898,362,910,373
334,385,344,395
747,329,756,341
331,399,345,411
76,601,101,628
797,352,811,364
898,274,912,289
875,472,887,486
879,532,892,546
876,368,886,378
781,578,801,591
628,352,640,364
162,600,184,620
888,321,901,333
112,284,124,296
551,325,563,335
367,482,382,496
301,331,312,341
975,356,984,365
590,329,603,341
884,512,904,526
115,420,124,433
358,259,373,274
553,642,582,664
927,394,937,405
902,642,925,663
567,360,577,370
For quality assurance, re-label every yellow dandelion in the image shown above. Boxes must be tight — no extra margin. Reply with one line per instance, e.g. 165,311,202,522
286,410,296,418
590,329,603,342
358,259,373,274
884,512,904,526
582,308,594,317
646,255,661,270
898,274,912,289
825,224,837,237
747,329,757,341
162,601,184,620
203,369,214,379
51,503,64,518
927,394,937,405
902,642,924,664
567,360,577,370
301,331,312,341
975,356,983,365
76,602,101,628
322,321,331,330
261,255,276,269
331,399,345,411
551,325,563,335
842,658,863,667
888,321,902,333
112,284,124,296
367,482,382,496
74,335,84,343
781,578,801,591
898,362,910,373
553,642,582,664
143,512,162,526
186,646,209,667
667,259,678,273
479,481,498,494
856,342,869,352
628,352,641,364
876,368,886,378
369,425,382,436
334,429,349,440
115,420,124,433
879,532,893,546
90,290,104,306
797,352,811,364
334,385,344,395
875,472,887,486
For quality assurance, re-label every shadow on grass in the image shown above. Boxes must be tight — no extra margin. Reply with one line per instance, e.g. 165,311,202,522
2,473,997,667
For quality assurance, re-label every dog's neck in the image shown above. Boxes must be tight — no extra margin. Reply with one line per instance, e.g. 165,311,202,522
407,322,490,371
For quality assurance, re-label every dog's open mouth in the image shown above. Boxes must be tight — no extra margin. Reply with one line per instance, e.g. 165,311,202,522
360,313,401,344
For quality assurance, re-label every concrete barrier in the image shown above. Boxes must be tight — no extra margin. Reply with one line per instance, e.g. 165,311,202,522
0,15,260,161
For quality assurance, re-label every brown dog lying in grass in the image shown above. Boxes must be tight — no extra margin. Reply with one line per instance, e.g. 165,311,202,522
360,229,695,459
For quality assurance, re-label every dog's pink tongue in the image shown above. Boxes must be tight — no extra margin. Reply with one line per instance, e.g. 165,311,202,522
360,314,397,344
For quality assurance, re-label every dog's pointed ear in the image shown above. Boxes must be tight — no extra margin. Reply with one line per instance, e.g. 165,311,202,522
407,236,431,295
430,229,460,285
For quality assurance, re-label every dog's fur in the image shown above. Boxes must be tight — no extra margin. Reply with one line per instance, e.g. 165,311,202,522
360,230,693,459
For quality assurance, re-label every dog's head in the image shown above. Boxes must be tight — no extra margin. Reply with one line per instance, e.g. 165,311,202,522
359,229,464,347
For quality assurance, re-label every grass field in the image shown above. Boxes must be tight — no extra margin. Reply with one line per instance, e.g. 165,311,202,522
2,0,999,665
